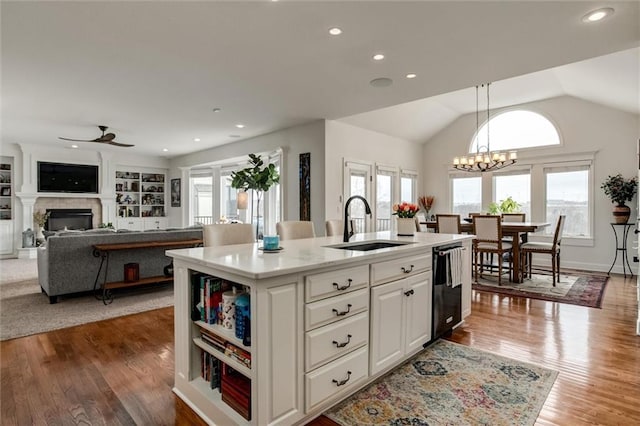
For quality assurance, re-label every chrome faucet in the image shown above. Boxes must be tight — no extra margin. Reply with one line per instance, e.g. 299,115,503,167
344,195,372,242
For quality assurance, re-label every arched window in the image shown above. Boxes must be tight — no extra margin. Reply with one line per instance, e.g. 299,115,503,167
470,110,560,153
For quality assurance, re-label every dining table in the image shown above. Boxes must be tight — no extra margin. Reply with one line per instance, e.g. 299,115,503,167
422,220,551,283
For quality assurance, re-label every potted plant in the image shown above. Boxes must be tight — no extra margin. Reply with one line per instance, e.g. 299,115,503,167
601,174,638,224
33,210,50,243
231,153,280,240
487,196,521,215
392,202,420,236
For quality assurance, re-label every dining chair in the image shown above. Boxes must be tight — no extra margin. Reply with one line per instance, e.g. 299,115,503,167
519,215,566,286
325,219,355,237
276,220,316,240
435,214,461,234
414,216,423,232
203,223,254,246
501,213,526,222
472,215,513,286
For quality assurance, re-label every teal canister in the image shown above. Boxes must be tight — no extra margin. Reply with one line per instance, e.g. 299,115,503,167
235,292,250,340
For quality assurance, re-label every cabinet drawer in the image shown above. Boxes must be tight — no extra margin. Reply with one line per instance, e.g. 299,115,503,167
305,288,368,331
305,312,369,371
305,346,368,412
370,253,431,286
305,265,369,302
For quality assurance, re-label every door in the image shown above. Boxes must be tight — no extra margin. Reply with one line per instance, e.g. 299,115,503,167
343,160,372,233
405,272,432,353
370,279,406,375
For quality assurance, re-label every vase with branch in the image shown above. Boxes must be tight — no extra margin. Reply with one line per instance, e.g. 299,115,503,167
231,153,280,241
33,210,50,243
418,195,435,220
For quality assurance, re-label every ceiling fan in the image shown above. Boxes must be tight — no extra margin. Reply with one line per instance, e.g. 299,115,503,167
59,125,134,147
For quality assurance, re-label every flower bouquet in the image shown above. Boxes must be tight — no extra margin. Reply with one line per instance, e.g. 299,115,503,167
392,202,420,218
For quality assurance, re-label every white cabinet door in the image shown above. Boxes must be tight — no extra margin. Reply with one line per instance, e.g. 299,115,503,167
143,217,168,230
369,279,406,375
405,272,432,354
116,218,143,231
0,220,14,254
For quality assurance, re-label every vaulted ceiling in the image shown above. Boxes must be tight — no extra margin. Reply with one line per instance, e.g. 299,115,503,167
2,1,638,157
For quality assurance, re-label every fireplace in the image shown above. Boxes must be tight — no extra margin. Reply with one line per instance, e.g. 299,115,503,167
46,209,94,231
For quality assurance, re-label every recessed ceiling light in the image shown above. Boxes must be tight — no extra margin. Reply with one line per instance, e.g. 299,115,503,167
406,73,417,79
373,54,385,61
163,148,169,152
235,124,245,129
212,108,221,113
329,27,342,36
370,77,393,87
71,144,78,149
194,138,201,142
582,7,614,23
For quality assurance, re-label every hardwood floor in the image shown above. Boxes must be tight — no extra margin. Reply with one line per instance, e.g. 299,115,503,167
1,273,638,425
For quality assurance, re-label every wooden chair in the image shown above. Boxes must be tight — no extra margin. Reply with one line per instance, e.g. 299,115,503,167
325,219,355,237
435,214,461,234
276,221,316,240
520,215,566,286
501,213,526,222
472,215,513,286
203,223,254,246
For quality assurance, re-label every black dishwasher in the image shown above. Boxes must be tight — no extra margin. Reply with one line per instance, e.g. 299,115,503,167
432,243,463,339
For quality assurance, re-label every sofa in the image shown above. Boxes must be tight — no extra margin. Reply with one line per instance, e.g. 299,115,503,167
37,228,203,303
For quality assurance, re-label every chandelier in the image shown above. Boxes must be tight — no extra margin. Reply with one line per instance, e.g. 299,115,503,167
452,83,517,172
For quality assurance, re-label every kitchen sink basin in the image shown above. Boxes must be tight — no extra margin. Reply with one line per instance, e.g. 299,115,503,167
326,240,413,252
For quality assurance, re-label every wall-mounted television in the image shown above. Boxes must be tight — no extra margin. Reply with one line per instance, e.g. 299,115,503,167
37,162,99,194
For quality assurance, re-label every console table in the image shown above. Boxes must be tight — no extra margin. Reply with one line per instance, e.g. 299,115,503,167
93,238,202,304
607,223,634,278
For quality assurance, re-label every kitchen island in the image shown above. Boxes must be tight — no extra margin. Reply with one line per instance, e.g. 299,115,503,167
167,231,473,426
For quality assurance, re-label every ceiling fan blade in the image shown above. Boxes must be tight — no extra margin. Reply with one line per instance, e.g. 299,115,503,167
108,141,135,148
59,137,94,142
99,133,116,142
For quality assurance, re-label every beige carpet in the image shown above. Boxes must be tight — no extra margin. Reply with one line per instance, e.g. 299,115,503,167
0,258,174,341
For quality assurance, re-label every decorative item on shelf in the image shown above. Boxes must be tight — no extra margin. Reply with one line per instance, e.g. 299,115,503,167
231,153,280,241
418,195,435,220
32,210,50,243
601,174,638,224
393,202,420,236
124,263,139,283
235,291,250,341
22,228,35,248
222,287,238,332
452,83,517,172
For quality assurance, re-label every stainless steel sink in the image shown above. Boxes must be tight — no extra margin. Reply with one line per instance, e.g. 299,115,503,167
326,240,413,251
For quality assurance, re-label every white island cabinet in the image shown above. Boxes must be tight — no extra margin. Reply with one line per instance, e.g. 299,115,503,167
167,231,472,426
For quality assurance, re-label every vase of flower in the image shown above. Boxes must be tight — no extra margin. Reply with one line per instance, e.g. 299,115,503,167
393,202,420,236
33,210,50,244
601,174,637,224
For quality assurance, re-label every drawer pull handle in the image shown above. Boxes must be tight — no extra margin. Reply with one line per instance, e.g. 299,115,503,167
333,334,352,348
404,289,414,297
332,371,352,387
333,279,352,291
401,265,414,274
332,304,352,317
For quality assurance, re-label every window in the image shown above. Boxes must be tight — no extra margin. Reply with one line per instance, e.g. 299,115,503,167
400,169,417,204
493,171,531,219
452,176,481,218
471,110,560,152
344,161,372,233
545,166,590,238
188,150,282,236
376,165,398,232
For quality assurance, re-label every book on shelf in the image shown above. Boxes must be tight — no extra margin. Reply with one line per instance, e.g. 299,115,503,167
221,363,251,420
200,351,221,390
224,342,251,369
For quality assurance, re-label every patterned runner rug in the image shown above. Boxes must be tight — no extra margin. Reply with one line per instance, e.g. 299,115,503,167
325,340,557,426
472,270,608,308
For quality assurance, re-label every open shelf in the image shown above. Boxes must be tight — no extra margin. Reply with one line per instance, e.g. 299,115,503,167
193,338,252,379
189,377,250,426
195,321,251,353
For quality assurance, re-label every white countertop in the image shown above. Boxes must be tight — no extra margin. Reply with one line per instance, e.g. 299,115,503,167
166,231,472,279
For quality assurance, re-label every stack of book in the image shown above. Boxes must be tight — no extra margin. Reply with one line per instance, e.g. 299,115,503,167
201,352,221,390
221,364,251,420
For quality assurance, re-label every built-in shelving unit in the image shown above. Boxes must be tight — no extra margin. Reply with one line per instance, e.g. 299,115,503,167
115,169,167,230
0,162,12,221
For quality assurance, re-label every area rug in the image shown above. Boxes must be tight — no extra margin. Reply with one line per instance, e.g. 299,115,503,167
472,271,608,308
0,276,174,341
325,340,557,426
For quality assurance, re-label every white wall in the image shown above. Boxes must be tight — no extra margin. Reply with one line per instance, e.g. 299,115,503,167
169,121,326,235
325,120,425,220
423,95,639,273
